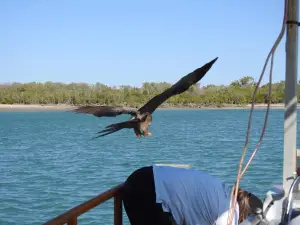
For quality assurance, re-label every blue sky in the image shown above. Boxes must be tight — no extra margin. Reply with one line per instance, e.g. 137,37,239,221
0,0,294,87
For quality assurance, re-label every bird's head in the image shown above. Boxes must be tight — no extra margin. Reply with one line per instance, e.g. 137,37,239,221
144,113,152,123
139,113,152,137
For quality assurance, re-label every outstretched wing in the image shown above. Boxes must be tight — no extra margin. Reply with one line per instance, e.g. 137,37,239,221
71,105,137,117
93,119,140,138
138,57,218,114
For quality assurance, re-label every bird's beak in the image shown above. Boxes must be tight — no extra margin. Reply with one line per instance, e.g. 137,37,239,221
147,132,152,136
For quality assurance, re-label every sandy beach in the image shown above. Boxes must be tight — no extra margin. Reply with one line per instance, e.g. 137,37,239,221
0,103,294,112
0,104,75,112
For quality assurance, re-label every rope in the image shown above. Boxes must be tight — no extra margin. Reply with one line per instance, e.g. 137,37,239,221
226,1,288,224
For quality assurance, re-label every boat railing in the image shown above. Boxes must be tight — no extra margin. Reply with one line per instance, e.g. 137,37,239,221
42,164,192,225
43,183,124,225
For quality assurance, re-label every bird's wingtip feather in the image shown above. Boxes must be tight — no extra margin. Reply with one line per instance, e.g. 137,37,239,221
211,57,218,64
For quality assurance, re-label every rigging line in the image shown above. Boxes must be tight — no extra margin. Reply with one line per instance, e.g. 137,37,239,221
241,53,274,178
238,0,287,182
226,0,288,224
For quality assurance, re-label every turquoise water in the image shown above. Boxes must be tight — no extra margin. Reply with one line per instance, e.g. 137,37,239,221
1,109,299,225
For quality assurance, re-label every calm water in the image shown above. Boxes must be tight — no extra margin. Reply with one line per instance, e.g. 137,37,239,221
1,109,299,225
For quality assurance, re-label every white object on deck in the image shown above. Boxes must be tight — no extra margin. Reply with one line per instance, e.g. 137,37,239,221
154,164,192,169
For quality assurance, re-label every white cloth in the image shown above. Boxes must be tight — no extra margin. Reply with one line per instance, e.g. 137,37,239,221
152,164,239,225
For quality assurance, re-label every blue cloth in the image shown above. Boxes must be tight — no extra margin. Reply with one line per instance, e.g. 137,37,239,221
152,164,239,225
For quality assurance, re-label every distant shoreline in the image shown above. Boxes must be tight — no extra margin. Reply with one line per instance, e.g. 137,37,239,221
0,103,295,112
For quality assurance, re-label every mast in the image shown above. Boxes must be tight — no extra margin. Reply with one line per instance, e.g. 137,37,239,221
283,0,299,194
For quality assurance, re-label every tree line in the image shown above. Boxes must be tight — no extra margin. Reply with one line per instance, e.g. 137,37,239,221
0,76,298,107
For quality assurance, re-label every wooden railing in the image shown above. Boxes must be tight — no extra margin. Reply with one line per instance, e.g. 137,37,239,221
43,183,124,225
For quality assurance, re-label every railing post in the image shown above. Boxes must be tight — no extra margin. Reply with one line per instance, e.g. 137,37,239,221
43,183,124,225
114,194,123,225
67,217,77,225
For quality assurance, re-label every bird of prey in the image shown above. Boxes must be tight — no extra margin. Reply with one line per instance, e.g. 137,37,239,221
72,57,218,138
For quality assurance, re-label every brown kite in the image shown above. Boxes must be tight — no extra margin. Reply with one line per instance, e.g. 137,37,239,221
72,57,218,138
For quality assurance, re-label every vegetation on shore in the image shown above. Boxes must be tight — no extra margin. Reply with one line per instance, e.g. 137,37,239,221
0,76,298,108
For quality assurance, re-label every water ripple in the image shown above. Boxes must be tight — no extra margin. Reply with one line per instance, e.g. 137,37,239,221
0,109,299,224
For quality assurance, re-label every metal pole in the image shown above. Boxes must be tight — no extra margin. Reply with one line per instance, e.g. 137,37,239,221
283,0,299,194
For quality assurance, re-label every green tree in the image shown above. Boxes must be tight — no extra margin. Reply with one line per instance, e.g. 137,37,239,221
0,78,298,107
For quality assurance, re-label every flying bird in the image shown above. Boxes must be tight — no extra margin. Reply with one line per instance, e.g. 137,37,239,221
72,57,218,138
